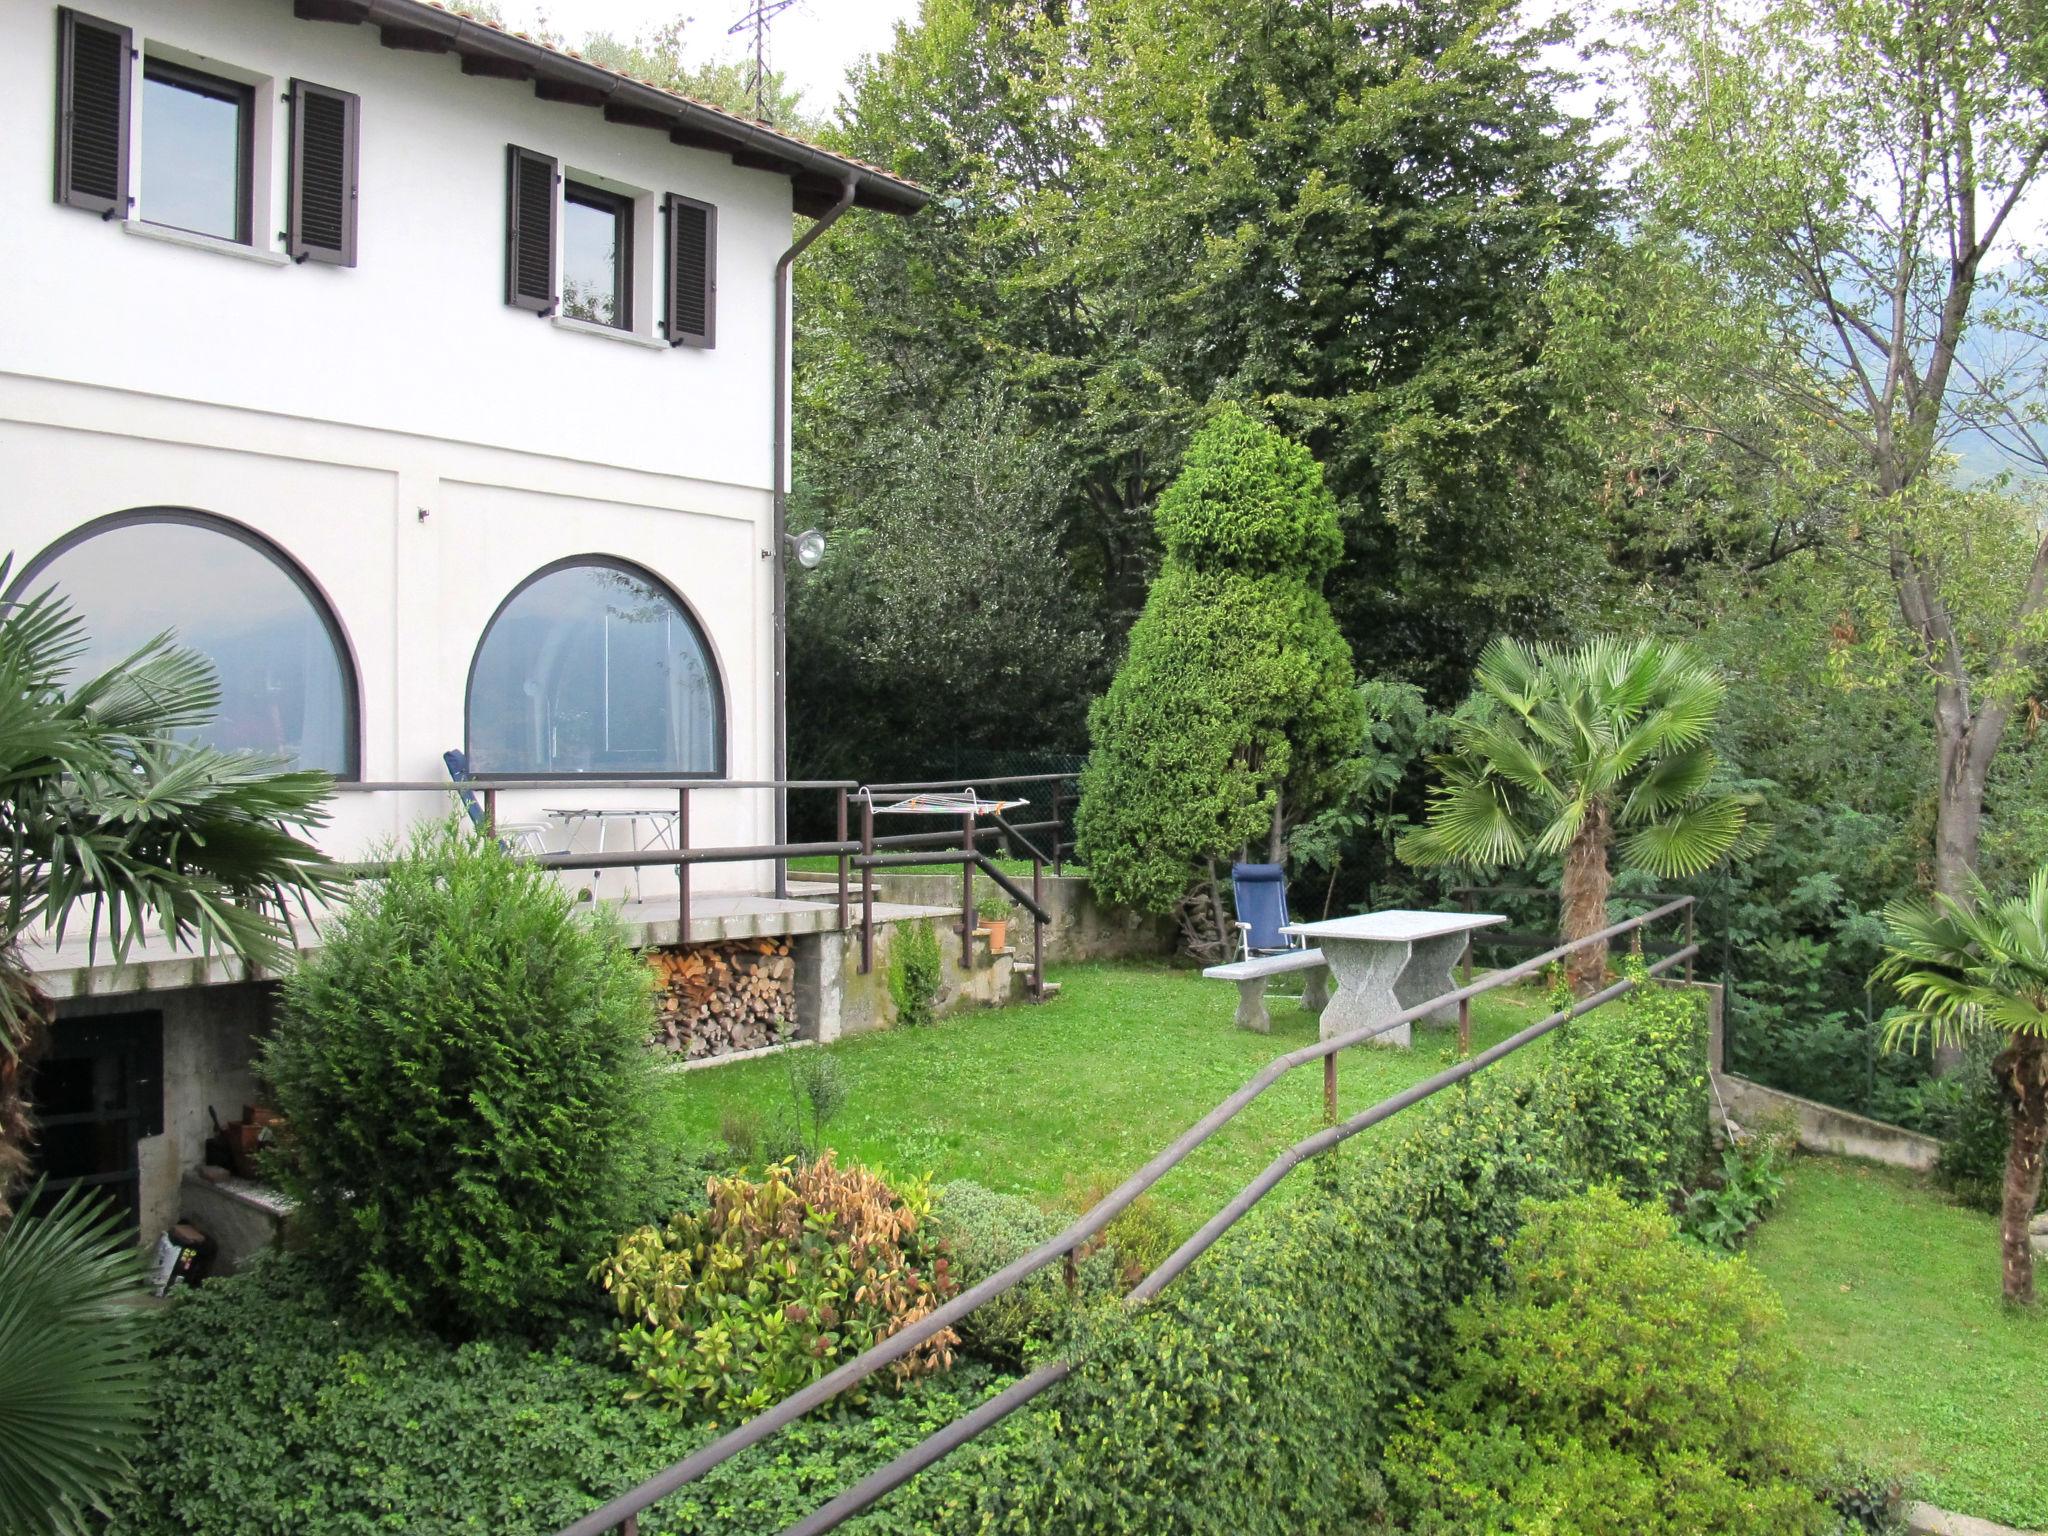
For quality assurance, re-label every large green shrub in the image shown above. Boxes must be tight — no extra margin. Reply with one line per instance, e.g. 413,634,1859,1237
1076,408,1364,922
1380,1186,1835,1535
260,821,657,1337
874,981,1716,1534
102,1252,1014,1536
597,1154,958,1417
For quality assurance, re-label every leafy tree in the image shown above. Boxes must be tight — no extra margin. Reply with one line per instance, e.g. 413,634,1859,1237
1076,408,1363,950
788,388,1103,782
1401,636,1750,991
0,1183,149,1536
797,0,1621,762
1874,865,2048,1304
0,555,336,1212
1628,0,2048,910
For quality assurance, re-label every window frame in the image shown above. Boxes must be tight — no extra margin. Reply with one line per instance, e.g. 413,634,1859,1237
7,509,364,781
139,55,256,245
464,554,728,782
560,178,635,332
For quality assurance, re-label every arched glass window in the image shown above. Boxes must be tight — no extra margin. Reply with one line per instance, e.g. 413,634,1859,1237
467,559,723,776
14,511,359,776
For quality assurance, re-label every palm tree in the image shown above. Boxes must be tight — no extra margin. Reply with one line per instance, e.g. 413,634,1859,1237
0,552,339,1211
0,1181,151,1534
1399,636,1749,992
1873,869,2048,1306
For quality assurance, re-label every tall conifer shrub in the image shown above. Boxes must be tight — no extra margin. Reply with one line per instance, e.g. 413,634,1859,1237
1076,409,1363,942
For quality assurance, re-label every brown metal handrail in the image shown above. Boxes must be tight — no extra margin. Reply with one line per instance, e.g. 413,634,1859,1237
555,895,1698,1536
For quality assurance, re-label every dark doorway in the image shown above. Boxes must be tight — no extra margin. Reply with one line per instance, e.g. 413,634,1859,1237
29,1012,164,1232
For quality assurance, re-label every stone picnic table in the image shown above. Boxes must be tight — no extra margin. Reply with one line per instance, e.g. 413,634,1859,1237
1280,909,1505,1046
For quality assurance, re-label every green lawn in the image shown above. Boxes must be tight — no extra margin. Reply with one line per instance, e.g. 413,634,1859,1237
1746,1157,2048,1529
652,960,1553,1230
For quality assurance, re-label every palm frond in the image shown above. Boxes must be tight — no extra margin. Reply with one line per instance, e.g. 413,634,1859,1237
0,1182,152,1535
1616,795,1748,878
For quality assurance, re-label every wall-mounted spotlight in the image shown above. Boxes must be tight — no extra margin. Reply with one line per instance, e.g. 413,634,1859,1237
787,528,827,570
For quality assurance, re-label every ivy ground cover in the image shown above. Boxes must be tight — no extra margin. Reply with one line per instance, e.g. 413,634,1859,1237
1746,1157,2048,1529
651,960,1553,1230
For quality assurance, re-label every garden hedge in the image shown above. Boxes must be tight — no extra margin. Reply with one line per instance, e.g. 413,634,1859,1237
114,976,1707,1536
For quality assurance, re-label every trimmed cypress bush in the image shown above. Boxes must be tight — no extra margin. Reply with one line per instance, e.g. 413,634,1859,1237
260,821,657,1337
1076,408,1364,924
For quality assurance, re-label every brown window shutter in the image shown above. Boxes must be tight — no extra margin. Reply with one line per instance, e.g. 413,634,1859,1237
505,145,557,313
288,80,359,266
663,193,716,348
54,8,132,216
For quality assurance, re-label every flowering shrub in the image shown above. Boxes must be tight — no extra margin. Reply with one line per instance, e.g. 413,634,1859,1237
597,1153,958,1416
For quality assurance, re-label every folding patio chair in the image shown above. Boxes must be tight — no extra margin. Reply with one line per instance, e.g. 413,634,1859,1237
442,749,551,856
1230,862,1309,959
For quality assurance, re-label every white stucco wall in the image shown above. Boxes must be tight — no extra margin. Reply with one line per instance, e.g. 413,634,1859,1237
0,0,850,893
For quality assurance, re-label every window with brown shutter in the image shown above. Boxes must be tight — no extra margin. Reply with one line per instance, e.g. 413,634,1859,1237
54,8,132,217
289,80,359,266
663,193,716,348
505,145,558,313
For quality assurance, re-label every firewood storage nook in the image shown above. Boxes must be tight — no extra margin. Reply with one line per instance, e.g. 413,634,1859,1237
646,939,797,1059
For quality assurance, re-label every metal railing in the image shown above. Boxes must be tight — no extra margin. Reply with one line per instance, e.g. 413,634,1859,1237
335,773,1084,997
556,895,1701,1536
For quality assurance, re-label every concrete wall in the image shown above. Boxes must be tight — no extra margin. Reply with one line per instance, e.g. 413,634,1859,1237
1713,1071,1943,1172
797,916,1022,1043
55,982,276,1243
795,874,1177,966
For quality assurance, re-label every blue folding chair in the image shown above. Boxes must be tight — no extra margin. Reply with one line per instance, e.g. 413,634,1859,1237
443,749,551,856
1231,862,1307,959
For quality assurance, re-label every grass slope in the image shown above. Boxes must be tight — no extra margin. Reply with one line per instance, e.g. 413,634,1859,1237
652,960,1553,1230
1746,1157,2048,1529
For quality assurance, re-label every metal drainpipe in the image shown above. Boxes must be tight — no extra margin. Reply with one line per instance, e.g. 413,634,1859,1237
771,176,858,898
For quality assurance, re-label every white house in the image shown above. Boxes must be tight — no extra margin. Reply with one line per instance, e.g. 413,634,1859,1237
0,0,925,1239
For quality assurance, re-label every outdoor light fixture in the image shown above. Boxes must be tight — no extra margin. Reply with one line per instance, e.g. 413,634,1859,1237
788,528,827,570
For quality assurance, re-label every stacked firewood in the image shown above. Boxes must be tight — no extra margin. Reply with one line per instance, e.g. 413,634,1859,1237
646,938,796,1059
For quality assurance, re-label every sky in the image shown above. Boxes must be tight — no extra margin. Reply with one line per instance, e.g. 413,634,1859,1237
512,0,922,117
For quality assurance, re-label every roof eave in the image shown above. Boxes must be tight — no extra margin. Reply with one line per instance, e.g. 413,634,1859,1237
289,0,930,216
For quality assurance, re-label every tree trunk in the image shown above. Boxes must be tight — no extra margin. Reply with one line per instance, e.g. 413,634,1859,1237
1997,1033,2048,1307
1560,805,1614,996
1930,680,1998,1070
0,959,54,1220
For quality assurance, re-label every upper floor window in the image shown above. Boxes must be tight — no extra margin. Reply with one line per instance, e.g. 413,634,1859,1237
562,180,632,329
54,11,360,265
10,512,360,777
467,559,723,776
505,145,716,347
141,59,252,244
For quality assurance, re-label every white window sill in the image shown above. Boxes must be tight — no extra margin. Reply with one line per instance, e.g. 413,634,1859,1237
122,220,291,266
551,314,670,350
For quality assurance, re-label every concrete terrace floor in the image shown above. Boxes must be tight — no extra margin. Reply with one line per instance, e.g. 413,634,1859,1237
25,887,958,1000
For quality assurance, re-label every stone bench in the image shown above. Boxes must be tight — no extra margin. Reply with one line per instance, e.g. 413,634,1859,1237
1202,948,1329,1034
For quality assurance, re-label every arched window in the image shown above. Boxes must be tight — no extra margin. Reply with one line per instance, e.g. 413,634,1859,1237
13,511,360,776
467,558,724,776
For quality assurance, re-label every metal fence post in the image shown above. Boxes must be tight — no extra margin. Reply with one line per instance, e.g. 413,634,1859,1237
1323,1052,1337,1123
959,812,976,968
483,786,498,838
1684,901,1696,984
859,797,875,975
1458,936,1473,1058
1032,856,1045,1002
676,788,691,936
835,788,849,932
1051,780,1065,876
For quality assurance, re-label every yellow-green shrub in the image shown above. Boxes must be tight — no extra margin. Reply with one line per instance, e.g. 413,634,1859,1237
1381,1185,1835,1535
597,1153,958,1417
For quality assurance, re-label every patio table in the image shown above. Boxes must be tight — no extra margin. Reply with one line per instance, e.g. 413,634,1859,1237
544,807,680,898
1280,909,1504,1047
